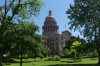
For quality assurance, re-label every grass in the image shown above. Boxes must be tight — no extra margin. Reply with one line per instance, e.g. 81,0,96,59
1,57,99,66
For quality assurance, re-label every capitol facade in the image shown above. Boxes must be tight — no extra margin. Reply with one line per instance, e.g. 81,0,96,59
42,10,71,55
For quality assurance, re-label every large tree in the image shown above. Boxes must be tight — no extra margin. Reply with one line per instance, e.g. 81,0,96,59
0,0,44,66
64,36,86,55
8,22,40,66
66,0,100,64
64,36,82,50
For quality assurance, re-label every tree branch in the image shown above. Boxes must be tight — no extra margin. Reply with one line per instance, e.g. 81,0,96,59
10,0,21,21
7,0,15,16
3,0,7,22
3,0,15,22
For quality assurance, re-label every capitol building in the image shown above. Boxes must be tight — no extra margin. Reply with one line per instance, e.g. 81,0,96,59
42,10,71,55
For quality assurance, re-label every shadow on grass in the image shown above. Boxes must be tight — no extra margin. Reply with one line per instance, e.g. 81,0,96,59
90,58,97,60
43,64,100,66
2,58,33,64
2,59,19,63
22,61,33,63
14,57,29,59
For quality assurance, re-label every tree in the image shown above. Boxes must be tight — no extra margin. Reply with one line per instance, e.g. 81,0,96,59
39,44,51,60
71,41,82,61
64,36,84,50
29,34,44,61
5,21,41,66
0,0,44,66
64,36,79,50
80,38,87,54
29,34,51,61
64,49,71,57
66,0,100,64
64,36,86,62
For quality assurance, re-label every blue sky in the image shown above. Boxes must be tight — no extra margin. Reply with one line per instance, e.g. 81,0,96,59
33,0,83,38
0,0,83,38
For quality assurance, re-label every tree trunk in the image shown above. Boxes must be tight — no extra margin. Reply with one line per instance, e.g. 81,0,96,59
97,48,100,65
20,46,23,66
0,53,2,66
73,55,75,62
34,58,36,62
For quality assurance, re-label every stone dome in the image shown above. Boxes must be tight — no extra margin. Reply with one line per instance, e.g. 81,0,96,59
44,10,56,24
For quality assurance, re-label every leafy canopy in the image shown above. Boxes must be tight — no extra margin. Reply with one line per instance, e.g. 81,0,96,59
67,0,100,41
0,0,44,52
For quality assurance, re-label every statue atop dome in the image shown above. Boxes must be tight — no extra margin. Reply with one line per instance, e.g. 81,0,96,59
49,9,52,15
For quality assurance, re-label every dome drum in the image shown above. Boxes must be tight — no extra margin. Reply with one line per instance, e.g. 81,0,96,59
42,25,59,29
44,21,57,25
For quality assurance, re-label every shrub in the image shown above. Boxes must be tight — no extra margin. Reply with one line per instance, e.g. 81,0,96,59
53,55,60,61
47,57,53,61
91,50,97,58
46,55,60,61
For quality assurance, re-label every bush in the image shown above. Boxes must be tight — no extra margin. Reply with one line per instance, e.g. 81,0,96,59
46,55,60,61
64,49,77,58
53,55,60,61
47,57,53,61
91,50,97,58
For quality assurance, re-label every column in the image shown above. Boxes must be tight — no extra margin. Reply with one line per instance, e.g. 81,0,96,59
48,26,49,32
54,28,56,32
47,26,48,32
50,26,51,32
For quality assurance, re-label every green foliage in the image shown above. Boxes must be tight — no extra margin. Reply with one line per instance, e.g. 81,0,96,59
72,41,81,47
66,0,100,64
67,0,100,40
64,48,82,62
26,34,51,60
71,49,76,56
64,36,86,54
53,55,60,61
64,36,85,50
64,36,87,62
0,0,44,52
39,44,51,58
91,49,98,58
64,49,76,58
71,41,82,53
0,0,44,66
46,55,60,61
64,36,79,50
64,49,70,57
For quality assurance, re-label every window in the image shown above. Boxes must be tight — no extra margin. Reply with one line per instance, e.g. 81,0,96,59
61,37,63,40
55,37,58,40
52,43,54,46
56,42,58,45
52,38,54,41
56,46,59,50
50,39,51,42
61,42,63,45
45,29,47,31
52,47,54,50
47,39,49,42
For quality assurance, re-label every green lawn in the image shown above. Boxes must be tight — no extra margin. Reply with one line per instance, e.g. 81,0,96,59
2,57,99,66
